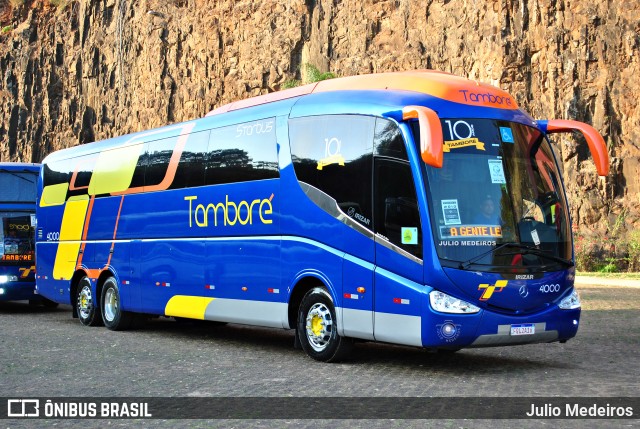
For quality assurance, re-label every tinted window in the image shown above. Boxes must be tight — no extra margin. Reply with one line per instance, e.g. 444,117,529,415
374,159,422,259
43,159,71,189
1,171,37,203
374,118,408,160
145,138,174,188
68,155,97,198
289,115,374,229
129,143,147,190
171,131,209,189
205,118,279,185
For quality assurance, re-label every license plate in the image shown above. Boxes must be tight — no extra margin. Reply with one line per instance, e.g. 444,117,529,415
510,323,535,336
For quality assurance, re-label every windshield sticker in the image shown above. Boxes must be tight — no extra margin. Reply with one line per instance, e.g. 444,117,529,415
531,229,541,245
438,239,497,247
440,225,502,239
441,199,462,225
401,227,418,245
317,137,345,170
488,159,506,184
444,120,475,140
443,138,486,152
500,127,514,143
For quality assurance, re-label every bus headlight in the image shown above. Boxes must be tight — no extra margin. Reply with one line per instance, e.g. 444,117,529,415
0,275,18,283
559,289,581,310
429,290,480,314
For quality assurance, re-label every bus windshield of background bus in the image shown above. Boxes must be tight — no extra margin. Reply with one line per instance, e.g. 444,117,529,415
0,213,35,263
0,171,37,263
413,119,572,271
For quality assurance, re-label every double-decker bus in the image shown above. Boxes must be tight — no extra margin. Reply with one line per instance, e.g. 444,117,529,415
35,70,607,361
0,163,56,307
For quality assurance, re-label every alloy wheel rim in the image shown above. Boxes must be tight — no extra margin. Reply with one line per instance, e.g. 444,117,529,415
305,303,333,352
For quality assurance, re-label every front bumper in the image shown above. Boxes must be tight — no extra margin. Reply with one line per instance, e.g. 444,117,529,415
423,304,581,348
0,281,41,302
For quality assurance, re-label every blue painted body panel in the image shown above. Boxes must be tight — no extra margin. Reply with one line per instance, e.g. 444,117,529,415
35,86,581,350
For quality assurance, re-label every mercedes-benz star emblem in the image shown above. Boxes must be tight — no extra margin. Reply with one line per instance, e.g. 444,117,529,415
519,285,529,298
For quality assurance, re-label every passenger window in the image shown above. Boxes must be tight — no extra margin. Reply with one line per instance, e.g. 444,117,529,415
374,159,422,259
205,118,279,186
170,130,209,190
374,118,408,161
129,143,148,190
43,159,72,190
289,115,374,230
145,137,175,188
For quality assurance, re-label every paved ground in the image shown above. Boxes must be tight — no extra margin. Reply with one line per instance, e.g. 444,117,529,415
575,276,640,288
0,281,638,428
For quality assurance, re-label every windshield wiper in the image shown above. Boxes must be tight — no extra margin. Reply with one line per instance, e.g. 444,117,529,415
501,245,573,268
459,243,573,270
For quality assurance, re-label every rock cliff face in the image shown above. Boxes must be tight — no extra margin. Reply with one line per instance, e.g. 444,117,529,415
1,0,639,239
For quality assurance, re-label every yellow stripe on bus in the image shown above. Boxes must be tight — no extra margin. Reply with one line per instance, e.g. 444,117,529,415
88,144,143,196
165,295,215,320
53,196,89,280
40,183,69,207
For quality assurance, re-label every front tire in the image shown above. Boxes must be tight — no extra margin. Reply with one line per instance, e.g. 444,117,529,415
297,287,353,362
76,276,102,326
101,277,133,331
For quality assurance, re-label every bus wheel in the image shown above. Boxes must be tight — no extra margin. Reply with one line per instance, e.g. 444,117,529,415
297,287,353,362
76,276,102,326
101,277,133,331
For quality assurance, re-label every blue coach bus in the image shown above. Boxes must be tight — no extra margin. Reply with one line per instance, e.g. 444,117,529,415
0,163,56,306
35,70,607,361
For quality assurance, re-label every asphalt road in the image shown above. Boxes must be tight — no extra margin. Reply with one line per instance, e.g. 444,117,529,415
1,282,638,428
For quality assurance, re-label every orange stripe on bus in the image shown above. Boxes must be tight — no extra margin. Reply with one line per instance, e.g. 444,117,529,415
76,195,95,270
105,195,125,268
69,156,97,191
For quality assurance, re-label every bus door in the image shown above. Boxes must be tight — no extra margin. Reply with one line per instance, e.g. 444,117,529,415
372,157,424,347
342,234,375,340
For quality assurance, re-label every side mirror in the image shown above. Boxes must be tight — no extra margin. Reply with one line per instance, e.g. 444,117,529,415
538,119,609,176
402,106,443,168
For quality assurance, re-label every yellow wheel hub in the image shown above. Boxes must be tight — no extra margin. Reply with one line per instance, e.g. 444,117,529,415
311,314,323,336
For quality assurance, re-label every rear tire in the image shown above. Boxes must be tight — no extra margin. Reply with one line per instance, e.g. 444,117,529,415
76,276,102,326
297,287,353,362
101,277,133,331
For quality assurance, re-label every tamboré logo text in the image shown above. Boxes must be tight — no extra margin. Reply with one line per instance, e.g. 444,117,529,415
185,194,274,227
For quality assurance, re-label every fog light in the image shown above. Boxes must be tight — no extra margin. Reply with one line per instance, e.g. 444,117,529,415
0,287,5,295
441,322,458,338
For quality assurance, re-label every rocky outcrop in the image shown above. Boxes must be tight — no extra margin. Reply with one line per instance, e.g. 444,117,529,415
1,0,639,239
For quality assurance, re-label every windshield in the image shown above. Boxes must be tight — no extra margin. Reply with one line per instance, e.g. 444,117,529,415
414,119,571,271
1,212,35,264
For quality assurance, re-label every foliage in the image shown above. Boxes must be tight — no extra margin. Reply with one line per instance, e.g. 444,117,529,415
573,212,640,273
1,25,12,34
9,0,25,8
282,79,301,89
282,63,336,89
303,63,336,83
628,230,640,271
